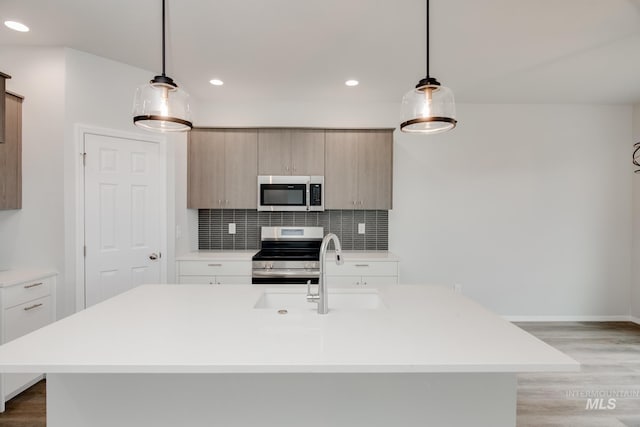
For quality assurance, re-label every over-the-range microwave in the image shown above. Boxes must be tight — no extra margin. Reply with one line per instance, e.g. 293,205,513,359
257,175,324,212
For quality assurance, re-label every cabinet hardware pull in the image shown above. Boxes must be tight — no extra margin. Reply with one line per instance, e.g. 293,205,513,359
24,303,43,311
24,282,43,289
355,264,369,267
208,263,222,267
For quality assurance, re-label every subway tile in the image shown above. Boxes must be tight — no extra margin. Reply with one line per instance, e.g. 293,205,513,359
198,209,389,252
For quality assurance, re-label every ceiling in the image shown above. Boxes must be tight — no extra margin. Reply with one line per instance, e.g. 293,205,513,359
1,0,640,105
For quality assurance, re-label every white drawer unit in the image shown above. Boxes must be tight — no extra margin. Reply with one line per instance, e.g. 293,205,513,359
0,270,57,412
325,258,399,288
176,259,251,285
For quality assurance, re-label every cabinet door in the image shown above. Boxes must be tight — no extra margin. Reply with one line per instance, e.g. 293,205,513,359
360,275,398,286
0,93,22,210
258,129,291,175
325,276,361,287
324,130,359,209
224,130,258,208
357,130,393,210
187,129,225,208
291,129,325,175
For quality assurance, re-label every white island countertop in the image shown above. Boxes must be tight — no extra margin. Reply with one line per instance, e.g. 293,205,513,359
0,284,577,374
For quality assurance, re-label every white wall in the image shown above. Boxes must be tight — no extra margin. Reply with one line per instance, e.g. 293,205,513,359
0,47,66,310
392,104,632,316
632,103,640,319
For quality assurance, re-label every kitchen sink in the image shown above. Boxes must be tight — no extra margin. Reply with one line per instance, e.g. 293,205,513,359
254,289,385,310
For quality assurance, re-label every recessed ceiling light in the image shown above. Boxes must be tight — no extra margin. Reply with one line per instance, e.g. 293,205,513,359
4,21,29,32
345,80,359,87
209,79,224,86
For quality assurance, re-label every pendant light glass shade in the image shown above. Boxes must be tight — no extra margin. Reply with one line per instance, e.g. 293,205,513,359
400,0,457,134
400,80,456,134
132,0,192,132
133,76,192,132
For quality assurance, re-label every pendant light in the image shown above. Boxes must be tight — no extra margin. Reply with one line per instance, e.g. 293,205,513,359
133,0,192,132
400,0,456,134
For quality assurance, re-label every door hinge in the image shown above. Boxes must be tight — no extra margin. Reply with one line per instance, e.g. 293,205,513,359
83,246,86,257
82,152,86,166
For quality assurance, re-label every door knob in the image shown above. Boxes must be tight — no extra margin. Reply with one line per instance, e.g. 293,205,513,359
149,253,159,260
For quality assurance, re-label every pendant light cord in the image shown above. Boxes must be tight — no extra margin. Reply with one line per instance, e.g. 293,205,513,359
426,0,430,79
161,0,166,77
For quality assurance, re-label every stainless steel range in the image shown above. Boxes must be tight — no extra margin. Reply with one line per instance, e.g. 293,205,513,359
252,226,323,284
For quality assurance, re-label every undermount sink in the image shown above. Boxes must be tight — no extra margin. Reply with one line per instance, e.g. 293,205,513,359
254,289,385,310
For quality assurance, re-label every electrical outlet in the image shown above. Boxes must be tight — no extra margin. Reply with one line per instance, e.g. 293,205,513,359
453,284,462,293
358,223,366,234
228,223,236,234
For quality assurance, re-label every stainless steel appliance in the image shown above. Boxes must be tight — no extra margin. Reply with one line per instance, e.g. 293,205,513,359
252,226,323,284
257,176,324,212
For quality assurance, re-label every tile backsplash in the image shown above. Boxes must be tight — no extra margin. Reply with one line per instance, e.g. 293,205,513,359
198,210,388,251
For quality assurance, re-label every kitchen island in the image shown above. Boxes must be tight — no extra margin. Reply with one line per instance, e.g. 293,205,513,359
0,284,578,426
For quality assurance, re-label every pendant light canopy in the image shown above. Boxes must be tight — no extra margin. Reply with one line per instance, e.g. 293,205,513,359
400,0,456,134
133,0,192,132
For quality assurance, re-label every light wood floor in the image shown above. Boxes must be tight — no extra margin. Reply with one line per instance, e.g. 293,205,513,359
517,322,640,427
0,322,638,426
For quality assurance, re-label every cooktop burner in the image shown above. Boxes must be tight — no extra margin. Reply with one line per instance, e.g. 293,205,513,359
253,249,319,261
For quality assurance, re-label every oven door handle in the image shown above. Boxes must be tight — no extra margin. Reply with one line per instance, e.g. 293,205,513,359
252,270,320,278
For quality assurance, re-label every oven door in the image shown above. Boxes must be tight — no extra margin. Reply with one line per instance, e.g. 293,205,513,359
257,176,309,211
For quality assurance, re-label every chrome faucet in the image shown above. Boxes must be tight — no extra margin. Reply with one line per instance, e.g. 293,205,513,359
307,233,344,314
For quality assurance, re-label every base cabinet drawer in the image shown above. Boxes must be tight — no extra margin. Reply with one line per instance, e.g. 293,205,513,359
325,261,398,277
178,261,250,276
4,295,53,343
2,277,52,309
0,270,57,412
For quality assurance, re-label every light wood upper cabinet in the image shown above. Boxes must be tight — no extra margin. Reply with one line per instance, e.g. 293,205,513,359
188,129,258,209
0,72,10,144
325,129,393,210
0,92,23,210
258,129,324,175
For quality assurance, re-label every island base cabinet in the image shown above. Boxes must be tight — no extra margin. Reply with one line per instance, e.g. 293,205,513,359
47,373,516,427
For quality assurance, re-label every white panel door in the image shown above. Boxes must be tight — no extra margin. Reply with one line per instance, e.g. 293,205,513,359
84,133,161,307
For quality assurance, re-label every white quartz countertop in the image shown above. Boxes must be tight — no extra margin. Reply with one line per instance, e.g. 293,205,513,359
0,284,577,374
176,250,399,262
0,269,57,288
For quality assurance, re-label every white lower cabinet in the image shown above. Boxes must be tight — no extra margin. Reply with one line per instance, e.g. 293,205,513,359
177,260,251,285
326,259,398,288
0,271,57,412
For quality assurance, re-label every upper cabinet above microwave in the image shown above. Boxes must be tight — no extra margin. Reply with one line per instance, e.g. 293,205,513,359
258,129,324,176
188,129,258,209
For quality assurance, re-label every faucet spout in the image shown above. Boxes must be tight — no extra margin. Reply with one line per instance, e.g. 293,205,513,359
316,233,343,314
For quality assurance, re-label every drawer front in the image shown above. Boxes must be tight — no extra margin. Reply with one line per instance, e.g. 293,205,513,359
3,277,53,309
4,296,53,343
178,275,216,285
178,261,250,276
326,261,398,277
325,276,362,288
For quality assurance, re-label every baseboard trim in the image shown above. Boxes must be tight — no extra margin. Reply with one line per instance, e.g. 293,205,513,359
630,316,640,326
503,315,632,322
